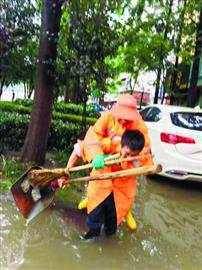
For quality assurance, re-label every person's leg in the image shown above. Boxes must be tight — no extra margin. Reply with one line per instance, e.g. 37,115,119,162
79,198,137,231
104,192,117,236
84,202,104,239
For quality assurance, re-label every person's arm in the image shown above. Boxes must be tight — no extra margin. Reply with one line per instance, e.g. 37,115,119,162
136,121,154,166
66,142,83,168
66,151,81,169
51,143,83,190
82,113,113,162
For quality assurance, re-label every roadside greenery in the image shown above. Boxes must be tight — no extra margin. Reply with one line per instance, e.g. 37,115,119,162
0,111,87,153
0,99,97,192
0,156,25,191
1,0,200,102
0,101,97,125
0,1,201,182
0,152,85,206
13,99,100,118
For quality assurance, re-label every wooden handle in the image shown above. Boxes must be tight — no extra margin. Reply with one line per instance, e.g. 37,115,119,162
69,164,162,182
69,155,137,172
104,153,120,160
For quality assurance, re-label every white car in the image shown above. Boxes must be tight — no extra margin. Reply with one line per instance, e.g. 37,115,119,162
140,105,202,182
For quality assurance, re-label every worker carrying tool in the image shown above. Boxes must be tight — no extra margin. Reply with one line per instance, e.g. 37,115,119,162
59,94,154,239
62,129,151,239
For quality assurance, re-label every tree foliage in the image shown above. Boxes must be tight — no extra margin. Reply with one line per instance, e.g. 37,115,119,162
0,0,39,96
1,0,200,103
55,0,124,102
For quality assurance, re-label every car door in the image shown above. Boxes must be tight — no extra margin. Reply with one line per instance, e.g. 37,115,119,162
170,111,202,166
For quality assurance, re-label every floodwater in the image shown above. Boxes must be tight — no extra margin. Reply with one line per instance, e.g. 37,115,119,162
1,177,202,270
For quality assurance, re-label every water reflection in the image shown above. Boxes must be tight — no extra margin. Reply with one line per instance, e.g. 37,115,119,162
0,177,202,270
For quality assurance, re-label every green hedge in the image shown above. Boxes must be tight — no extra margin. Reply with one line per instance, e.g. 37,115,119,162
0,101,97,125
54,102,99,118
48,120,82,151
14,99,99,118
0,111,85,153
14,99,33,107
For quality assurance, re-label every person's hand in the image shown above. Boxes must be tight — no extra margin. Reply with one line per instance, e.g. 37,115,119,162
50,176,69,191
57,176,69,188
111,135,121,144
92,154,106,169
65,167,70,177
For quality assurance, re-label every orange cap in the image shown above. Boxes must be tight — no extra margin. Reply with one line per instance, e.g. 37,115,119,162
111,94,140,121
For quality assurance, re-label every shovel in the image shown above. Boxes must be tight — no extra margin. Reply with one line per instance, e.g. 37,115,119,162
11,156,161,222
28,154,141,187
11,166,55,223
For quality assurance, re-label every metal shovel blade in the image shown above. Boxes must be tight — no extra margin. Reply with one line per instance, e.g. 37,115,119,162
11,166,55,221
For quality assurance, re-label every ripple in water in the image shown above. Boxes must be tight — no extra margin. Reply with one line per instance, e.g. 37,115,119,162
141,239,158,256
0,193,28,270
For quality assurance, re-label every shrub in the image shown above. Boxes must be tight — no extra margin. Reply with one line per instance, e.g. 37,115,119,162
0,101,97,125
0,111,86,154
14,99,33,107
0,101,30,114
48,119,82,151
14,99,100,118
0,112,29,153
54,102,100,118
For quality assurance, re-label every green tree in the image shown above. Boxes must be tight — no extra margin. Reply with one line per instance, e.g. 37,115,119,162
21,0,125,164
187,9,202,107
115,0,198,104
0,0,38,98
119,0,174,100
56,0,124,103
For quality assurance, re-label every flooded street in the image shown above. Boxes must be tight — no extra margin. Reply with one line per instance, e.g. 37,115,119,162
1,177,202,270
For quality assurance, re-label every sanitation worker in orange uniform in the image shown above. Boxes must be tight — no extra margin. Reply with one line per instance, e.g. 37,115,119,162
66,94,153,238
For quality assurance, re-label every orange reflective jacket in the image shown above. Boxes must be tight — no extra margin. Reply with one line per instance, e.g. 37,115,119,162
80,111,153,224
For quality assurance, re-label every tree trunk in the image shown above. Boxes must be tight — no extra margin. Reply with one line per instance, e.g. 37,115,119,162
0,77,6,99
187,10,202,107
153,0,174,104
161,88,166,104
154,69,161,104
64,78,73,102
73,75,81,103
24,83,27,99
28,88,33,99
170,0,187,94
21,0,63,165
64,87,69,102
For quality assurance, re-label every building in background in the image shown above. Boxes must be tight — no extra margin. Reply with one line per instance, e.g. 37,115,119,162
102,72,155,109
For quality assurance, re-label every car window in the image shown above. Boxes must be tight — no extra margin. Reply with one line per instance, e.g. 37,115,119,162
139,107,150,120
170,112,202,131
140,107,161,122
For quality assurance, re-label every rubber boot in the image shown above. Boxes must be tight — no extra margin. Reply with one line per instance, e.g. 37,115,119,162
78,198,88,210
126,210,137,230
78,199,137,230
